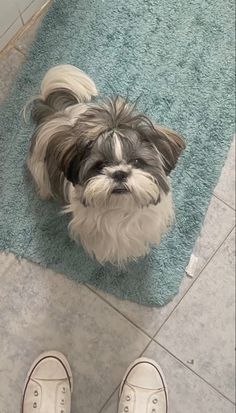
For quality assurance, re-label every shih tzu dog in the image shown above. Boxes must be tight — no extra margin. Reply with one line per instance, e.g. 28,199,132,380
27,65,185,265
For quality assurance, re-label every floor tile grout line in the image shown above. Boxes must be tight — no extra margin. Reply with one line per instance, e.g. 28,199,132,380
85,225,235,342
98,339,153,413
18,10,25,27
0,15,22,39
138,338,155,357
154,340,236,406
14,45,27,56
0,0,51,58
153,226,236,337
85,283,153,340
213,193,235,211
98,384,119,413
1,225,234,347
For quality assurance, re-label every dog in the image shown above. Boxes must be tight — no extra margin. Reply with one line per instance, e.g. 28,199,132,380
26,64,185,265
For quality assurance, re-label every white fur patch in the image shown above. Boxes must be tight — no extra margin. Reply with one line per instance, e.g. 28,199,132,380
66,186,174,265
113,133,123,161
40,64,98,102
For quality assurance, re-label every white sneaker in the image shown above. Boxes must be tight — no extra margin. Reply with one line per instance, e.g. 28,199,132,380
118,357,168,413
21,351,73,413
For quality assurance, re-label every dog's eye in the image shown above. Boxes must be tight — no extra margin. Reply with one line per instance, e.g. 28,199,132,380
132,158,146,168
95,161,109,171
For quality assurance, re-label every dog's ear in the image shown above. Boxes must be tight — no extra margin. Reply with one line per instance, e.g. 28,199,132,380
149,125,185,175
62,148,81,185
60,140,92,185
44,126,91,185
135,115,185,175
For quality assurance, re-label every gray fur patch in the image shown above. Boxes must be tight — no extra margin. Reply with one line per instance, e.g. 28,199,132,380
31,89,78,125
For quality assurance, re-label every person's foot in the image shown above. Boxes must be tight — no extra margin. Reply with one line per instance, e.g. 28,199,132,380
118,357,168,413
21,351,72,413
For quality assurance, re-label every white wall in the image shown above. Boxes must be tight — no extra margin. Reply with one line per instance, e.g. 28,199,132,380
0,0,47,51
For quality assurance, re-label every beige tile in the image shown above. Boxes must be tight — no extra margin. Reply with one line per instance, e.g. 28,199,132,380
143,341,235,413
0,17,23,52
0,46,25,104
0,259,149,413
0,4,20,37
87,195,235,337
14,1,49,54
21,0,49,24
157,230,235,402
214,137,235,209
17,0,37,14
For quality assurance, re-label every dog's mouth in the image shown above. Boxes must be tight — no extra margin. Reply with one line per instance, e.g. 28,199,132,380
112,187,129,194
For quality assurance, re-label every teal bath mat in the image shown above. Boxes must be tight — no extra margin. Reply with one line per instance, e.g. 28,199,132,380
0,0,234,306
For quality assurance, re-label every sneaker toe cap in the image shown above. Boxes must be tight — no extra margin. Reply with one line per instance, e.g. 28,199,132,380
32,357,68,380
127,362,165,389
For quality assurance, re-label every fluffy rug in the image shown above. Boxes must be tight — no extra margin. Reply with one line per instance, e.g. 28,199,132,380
0,0,234,306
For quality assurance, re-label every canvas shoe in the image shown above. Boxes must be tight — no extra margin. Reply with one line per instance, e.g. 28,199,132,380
21,351,72,413
118,358,168,413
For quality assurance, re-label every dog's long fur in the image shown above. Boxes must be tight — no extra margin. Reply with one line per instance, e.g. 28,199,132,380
27,64,185,264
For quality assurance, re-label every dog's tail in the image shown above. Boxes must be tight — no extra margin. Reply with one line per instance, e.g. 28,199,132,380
25,64,98,124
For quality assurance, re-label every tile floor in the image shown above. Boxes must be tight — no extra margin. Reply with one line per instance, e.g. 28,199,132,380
0,9,235,413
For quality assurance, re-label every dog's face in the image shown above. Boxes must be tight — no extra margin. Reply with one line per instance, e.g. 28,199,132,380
58,97,185,208
71,130,170,208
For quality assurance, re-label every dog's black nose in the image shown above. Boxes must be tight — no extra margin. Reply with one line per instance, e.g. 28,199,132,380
113,170,128,182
